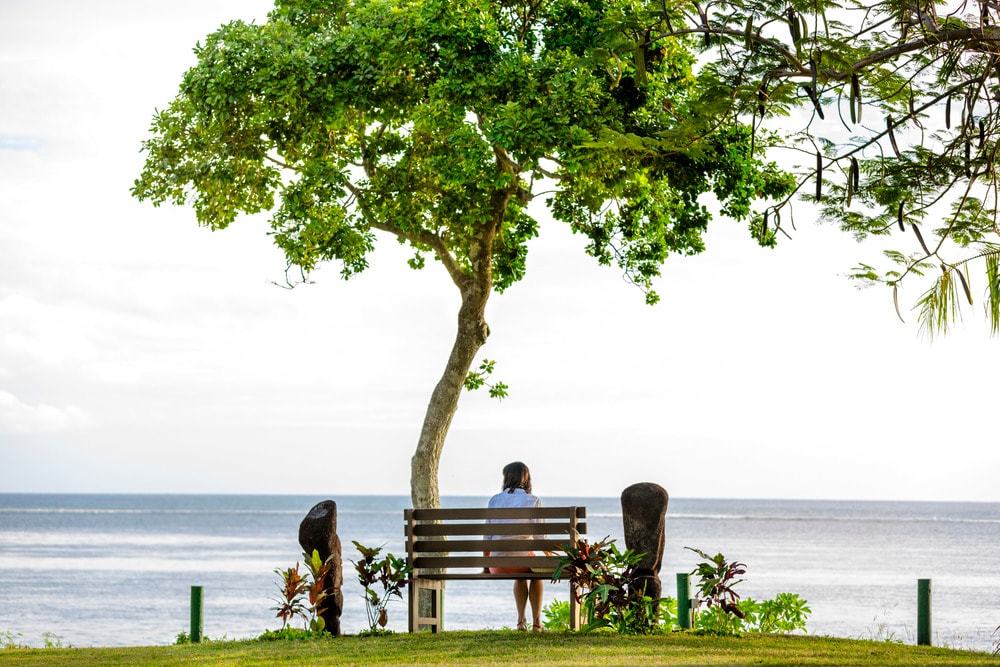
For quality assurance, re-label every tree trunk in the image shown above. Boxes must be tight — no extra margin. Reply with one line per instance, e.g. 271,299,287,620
410,240,495,509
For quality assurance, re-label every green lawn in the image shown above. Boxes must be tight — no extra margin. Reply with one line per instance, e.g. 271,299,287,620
0,631,996,666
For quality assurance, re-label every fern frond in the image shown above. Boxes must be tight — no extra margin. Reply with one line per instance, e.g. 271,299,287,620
986,252,1000,336
915,270,961,339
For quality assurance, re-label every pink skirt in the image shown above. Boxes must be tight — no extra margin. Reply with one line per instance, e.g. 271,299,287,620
488,551,535,574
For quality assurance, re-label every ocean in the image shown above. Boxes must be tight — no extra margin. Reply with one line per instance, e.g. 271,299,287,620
0,494,997,653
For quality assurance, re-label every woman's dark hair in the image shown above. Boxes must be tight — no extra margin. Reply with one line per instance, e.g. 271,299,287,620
501,461,532,494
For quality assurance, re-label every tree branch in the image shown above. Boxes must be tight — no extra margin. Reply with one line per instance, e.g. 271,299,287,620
344,177,470,289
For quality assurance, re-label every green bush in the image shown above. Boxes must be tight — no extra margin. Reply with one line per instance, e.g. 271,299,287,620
542,599,572,631
549,543,810,637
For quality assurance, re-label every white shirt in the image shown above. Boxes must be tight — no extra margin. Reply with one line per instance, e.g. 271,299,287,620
487,488,542,554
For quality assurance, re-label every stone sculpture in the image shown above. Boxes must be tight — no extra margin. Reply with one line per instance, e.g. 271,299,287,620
620,482,669,610
298,499,344,635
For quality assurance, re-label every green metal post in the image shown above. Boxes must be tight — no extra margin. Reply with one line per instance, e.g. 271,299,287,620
190,585,204,643
917,579,931,646
676,573,693,630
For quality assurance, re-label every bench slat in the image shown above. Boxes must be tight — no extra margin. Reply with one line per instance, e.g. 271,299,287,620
408,521,585,537
406,506,585,521
417,571,554,580
413,555,558,570
409,538,567,553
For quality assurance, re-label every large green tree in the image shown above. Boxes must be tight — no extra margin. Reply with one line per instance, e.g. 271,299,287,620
133,0,790,507
639,0,1000,336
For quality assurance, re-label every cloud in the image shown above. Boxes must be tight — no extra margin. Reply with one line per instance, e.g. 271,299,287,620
0,390,91,433
0,294,96,369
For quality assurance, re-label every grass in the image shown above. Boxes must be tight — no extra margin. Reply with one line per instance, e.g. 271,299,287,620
0,631,996,666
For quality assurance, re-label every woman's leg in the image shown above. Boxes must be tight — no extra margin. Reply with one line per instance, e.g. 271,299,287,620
513,580,529,630
528,580,544,630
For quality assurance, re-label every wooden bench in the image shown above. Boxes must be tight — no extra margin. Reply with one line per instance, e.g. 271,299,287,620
404,506,587,632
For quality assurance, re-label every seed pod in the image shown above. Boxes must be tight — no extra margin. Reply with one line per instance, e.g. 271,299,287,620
893,285,905,323
887,116,902,158
762,209,769,240
851,157,860,191
745,16,754,49
912,224,931,255
849,79,857,124
955,266,973,304
804,85,825,119
698,4,710,47
846,163,855,206
980,119,986,148
800,14,809,40
757,83,767,117
966,140,972,177
897,202,905,231
851,73,862,123
816,151,823,201
787,7,801,43
945,95,951,129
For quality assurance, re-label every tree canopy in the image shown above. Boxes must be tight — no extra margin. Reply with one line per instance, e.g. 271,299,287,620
134,0,1000,506
133,0,790,507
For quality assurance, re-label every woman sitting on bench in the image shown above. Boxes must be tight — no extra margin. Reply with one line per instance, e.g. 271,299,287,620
486,461,544,631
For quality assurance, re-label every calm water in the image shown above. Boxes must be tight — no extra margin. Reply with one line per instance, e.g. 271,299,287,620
0,494,997,652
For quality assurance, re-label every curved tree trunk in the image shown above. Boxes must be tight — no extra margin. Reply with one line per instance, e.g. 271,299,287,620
410,236,496,509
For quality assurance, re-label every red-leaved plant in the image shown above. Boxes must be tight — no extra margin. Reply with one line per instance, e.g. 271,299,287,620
271,549,336,632
686,547,747,635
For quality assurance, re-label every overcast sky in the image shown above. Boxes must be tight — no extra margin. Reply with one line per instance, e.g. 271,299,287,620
1,0,997,502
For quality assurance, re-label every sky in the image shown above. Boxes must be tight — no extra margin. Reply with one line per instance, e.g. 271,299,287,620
1,1,997,503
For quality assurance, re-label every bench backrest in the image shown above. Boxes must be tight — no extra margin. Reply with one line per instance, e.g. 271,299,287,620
404,506,587,573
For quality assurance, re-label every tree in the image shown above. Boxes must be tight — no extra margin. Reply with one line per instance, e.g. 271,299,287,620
132,0,791,508
637,0,1000,337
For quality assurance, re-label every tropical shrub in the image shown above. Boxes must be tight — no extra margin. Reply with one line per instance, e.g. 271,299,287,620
351,541,412,635
554,537,658,634
741,593,812,634
685,547,810,636
551,542,810,636
541,599,571,631
686,546,747,636
271,549,336,633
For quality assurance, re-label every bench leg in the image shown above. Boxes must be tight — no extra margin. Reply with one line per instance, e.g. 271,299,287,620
408,579,444,632
569,583,581,631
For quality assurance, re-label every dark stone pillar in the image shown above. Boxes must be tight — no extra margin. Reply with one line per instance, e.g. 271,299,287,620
621,483,669,615
298,500,344,636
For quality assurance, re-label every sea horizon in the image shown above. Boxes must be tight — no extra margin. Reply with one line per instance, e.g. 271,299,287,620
3,491,998,503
